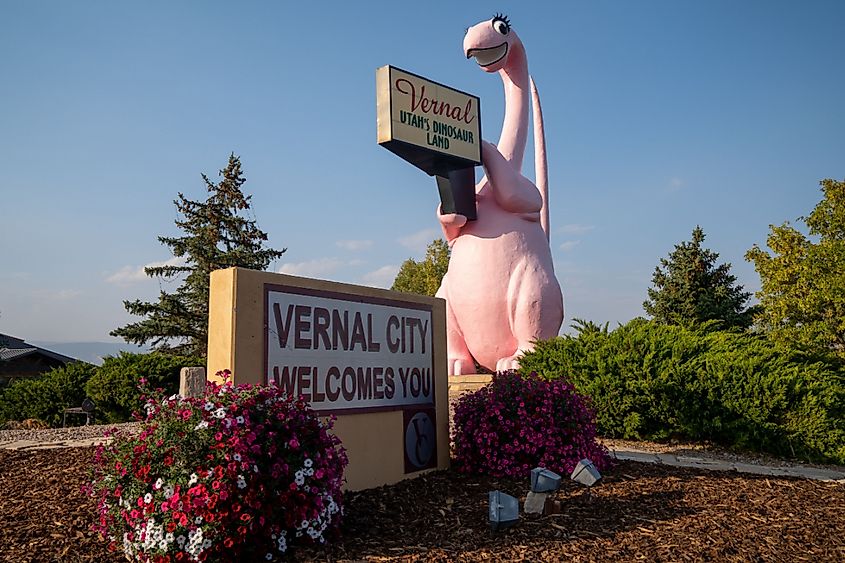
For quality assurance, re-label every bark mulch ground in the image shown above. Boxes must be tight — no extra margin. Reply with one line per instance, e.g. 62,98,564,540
0,447,842,562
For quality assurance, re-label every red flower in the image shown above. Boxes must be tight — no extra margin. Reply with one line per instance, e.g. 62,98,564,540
87,373,348,559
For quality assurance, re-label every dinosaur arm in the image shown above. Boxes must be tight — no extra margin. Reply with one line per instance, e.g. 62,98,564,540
481,140,542,214
437,205,467,243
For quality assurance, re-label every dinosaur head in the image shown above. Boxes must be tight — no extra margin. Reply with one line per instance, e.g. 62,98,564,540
464,13,522,73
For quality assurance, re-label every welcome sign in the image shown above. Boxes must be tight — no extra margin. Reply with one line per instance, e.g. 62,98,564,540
376,65,481,176
207,268,449,490
265,285,434,413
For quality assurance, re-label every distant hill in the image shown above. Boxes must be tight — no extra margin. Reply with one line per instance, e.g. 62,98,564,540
31,341,149,366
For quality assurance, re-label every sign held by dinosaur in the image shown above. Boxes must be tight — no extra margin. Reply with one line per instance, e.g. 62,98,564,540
376,66,481,219
376,66,481,172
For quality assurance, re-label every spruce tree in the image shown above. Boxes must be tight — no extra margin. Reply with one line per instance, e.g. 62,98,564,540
112,154,285,356
644,226,754,329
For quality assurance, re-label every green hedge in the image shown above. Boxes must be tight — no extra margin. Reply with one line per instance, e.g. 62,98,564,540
519,319,845,464
85,352,204,423
0,353,205,427
0,361,98,427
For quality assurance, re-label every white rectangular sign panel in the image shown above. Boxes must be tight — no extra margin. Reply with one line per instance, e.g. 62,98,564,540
264,284,435,414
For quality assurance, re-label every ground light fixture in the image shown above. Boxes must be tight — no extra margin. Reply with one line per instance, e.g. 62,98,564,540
570,458,602,487
530,467,562,492
488,490,519,531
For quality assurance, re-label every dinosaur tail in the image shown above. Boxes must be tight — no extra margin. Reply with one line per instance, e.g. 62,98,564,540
530,76,550,241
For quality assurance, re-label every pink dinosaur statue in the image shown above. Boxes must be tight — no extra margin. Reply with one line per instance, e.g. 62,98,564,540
436,14,564,375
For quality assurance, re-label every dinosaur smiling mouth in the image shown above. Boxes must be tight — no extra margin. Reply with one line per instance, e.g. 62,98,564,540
466,42,508,67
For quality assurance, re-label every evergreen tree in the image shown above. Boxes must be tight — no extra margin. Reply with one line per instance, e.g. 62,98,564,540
644,226,754,329
112,154,285,356
746,179,845,358
391,239,450,297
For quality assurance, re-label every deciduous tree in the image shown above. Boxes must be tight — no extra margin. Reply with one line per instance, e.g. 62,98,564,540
391,239,450,297
746,179,845,358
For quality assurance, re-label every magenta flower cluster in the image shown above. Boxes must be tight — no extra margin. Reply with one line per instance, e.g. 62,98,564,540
87,371,348,562
451,371,611,478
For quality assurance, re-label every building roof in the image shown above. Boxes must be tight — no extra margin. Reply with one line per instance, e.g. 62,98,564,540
0,333,78,364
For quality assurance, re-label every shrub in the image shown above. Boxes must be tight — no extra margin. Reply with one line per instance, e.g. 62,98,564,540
88,372,348,561
0,361,97,426
519,319,845,464
85,352,204,423
451,370,611,478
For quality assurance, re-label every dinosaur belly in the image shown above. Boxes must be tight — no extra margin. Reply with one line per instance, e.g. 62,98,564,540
444,208,563,371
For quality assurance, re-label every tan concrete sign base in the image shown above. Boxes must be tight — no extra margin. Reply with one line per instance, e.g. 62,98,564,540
207,268,450,491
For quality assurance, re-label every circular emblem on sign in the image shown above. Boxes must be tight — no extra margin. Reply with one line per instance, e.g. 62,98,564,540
405,412,436,469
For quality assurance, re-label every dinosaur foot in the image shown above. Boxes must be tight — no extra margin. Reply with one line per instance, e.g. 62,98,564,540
449,358,475,376
495,355,522,373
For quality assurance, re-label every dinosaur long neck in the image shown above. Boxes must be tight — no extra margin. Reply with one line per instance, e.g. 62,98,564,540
497,40,529,173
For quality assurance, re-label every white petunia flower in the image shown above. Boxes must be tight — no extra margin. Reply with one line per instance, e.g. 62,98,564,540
194,420,209,430
303,458,313,468
154,478,163,490
236,415,245,424
204,401,214,411
188,473,198,486
233,453,241,462
237,475,247,489
143,493,152,504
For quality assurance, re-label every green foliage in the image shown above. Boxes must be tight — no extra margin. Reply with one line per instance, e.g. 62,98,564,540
0,362,97,426
112,154,286,356
391,239,450,297
644,226,754,329
519,319,845,464
85,352,204,423
746,179,845,359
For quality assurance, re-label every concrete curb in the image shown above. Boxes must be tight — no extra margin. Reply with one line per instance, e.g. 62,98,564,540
611,448,845,483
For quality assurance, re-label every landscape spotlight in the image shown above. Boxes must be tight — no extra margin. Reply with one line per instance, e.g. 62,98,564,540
530,467,562,493
570,458,602,487
488,490,519,531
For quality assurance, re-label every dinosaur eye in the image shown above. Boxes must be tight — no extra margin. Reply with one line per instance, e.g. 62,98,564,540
491,14,510,35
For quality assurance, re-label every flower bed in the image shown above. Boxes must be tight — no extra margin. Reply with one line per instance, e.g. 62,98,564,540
452,370,611,477
87,372,348,562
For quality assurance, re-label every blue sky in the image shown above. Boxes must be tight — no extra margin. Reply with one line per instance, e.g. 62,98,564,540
2,1,843,344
